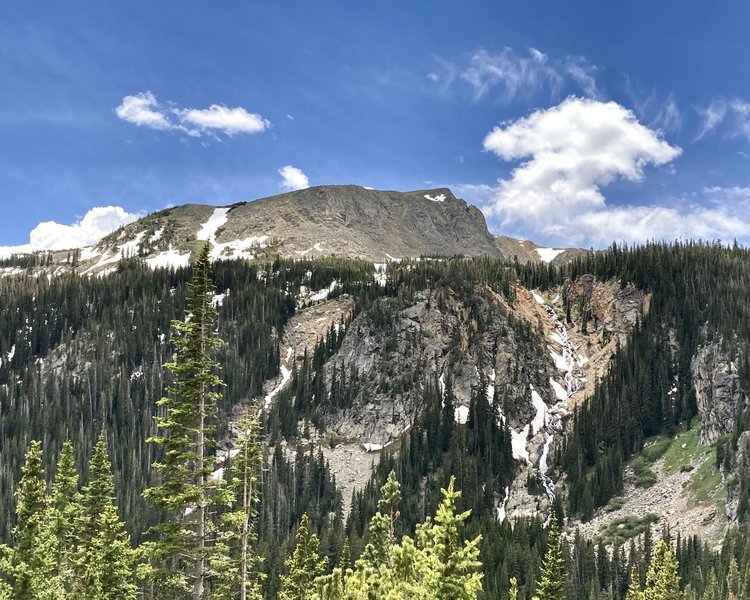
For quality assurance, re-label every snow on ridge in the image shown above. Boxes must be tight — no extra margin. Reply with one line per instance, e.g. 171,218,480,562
146,250,191,270
197,207,230,242
210,235,268,261
535,247,565,263
424,193,446,203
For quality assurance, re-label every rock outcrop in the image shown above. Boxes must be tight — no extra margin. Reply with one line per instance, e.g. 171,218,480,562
692,339,749,444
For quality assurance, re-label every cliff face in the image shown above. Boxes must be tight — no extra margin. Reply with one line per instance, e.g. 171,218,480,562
691,340,749,444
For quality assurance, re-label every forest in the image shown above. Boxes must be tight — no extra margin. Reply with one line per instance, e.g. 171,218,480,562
0,242,748,598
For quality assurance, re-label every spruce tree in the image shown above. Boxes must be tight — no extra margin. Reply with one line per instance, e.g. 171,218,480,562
143,243,226,599
626,565,644,600
534,517,566,600
73,433,135,600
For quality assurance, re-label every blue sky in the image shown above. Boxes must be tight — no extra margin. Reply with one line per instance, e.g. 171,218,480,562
2,0,750,251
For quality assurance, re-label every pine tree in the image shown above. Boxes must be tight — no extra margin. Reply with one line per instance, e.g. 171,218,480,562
72,433,135,600
280,513,328,600
534,517,566,600
143,243,226,599
509,576,519,600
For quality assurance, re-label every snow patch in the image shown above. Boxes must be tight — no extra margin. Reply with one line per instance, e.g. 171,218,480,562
210,236,268,261
550,378,568,401
146,250,191,270
535,247,565,263
373,263,387,286
264,365,292,408
530,388,548,435
531,290,546,305
424,193,446,203
454,405,470,425
362,442,383,453
511,425,530,463
197,208,230,242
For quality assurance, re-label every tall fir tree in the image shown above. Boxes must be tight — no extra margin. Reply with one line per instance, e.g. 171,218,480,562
0,441,65,600
280,513,328,600
73,433,135,600
644,539,681,600
51,441,80,589
534,517,566,600
143,243,227,599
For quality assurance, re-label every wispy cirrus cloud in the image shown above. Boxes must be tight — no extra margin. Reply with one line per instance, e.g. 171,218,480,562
431,47,600,103
696,97,750,141
115,92,271,138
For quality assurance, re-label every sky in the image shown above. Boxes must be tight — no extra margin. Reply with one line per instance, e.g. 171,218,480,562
2,0,750,252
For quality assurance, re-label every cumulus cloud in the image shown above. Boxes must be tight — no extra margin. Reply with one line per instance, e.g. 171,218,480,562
458,48,599,102
278,165,309,191
464,97,750,247
115,92,175,130
176,105,270,136
0,206,141,257
115,91,270,138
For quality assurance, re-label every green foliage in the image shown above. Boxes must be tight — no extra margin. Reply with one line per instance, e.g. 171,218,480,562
280,514,328,600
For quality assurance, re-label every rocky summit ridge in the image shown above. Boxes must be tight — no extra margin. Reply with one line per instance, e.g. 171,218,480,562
49,185,584,275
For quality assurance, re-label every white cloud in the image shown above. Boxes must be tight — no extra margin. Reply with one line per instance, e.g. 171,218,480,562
483,97,681,221
696,97,750,141
115,92,270,138
471,97,743,247
459,48,599,103
115,92,174,130
278,165,309,192
176,105,270,136
0,206,141,257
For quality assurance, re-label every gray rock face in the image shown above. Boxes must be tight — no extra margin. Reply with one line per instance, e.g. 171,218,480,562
321,287,552,444
691,340,749,444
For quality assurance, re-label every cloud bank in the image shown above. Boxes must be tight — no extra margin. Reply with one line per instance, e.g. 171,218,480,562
115,92,270,137
0,206,140,258
278,165,309,191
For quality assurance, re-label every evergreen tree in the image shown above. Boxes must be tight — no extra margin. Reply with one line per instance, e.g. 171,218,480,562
0,441,65,599
142,243,227,599
534,517,566,600
644,540,681,600
51,441,80,588
280,513,328,600
73,433,135,600
626,565,644,600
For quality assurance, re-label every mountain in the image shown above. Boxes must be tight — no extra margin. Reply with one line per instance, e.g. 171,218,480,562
32,185,582,276
0,190,748,598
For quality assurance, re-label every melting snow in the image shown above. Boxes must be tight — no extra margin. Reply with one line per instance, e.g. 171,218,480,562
530,388,548,435
212,289,229,307
424,193,446,202
197,208,230,242
549,350,569,371
511,425,530,463
146,250,191,270
373,263,387,286
210,236,268,261
264,365,292,408
454,405,470,425
535,248,565,263
363,442,384,452
550,378,568,401
531,291,546,305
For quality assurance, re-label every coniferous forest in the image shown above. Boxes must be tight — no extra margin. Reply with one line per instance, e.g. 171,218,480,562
0,242,749,598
